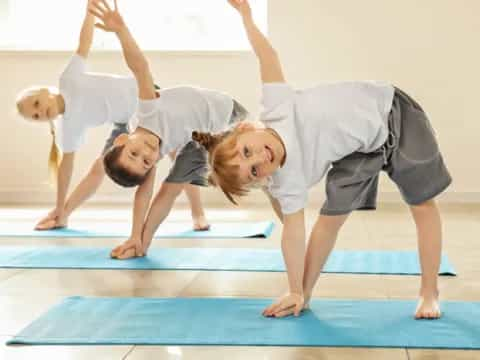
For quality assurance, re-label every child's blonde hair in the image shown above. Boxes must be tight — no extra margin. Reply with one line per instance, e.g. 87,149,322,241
16,87,63,185
192,130,251,205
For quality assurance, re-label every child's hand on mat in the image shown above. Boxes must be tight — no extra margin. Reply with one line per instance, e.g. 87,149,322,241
262,293,305,318
227,0,252,19
110,237,144,260
89,0,125,33
35,208,67,230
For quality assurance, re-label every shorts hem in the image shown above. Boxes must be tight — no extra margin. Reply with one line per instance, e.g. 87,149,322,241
404,176,452,206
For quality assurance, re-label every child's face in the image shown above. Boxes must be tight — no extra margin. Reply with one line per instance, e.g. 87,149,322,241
230,128,285,186
20,89,59,121
114,132,161,177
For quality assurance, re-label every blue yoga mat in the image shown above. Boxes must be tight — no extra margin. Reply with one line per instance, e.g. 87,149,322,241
0,247,456,275
7,297,480,348
0,221,274,239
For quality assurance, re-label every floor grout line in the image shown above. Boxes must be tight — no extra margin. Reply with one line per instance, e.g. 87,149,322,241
121,345,136,360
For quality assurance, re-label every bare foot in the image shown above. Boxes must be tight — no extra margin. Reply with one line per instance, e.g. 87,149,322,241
35,218,67,230
415,295,441,319
193,215,210,231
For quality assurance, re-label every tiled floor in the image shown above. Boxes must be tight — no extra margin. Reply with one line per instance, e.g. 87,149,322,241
0,203,479,359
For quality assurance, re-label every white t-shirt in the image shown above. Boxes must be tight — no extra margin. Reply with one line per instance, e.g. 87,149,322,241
262,81,395,215
133,86,234,157
57,55,138,152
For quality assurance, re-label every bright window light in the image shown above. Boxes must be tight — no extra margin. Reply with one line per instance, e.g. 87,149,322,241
0,0,267,51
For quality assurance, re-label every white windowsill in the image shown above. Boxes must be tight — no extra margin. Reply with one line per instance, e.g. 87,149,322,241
0,49,254,57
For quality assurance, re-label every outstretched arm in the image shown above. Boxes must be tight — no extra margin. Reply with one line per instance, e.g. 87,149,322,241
89,0,156,100
228,0,284,83
76,0,96,58
263,210,306,318
141,182,185,254
110,168,156,259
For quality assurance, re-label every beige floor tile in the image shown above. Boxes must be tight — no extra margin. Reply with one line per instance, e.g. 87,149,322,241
0,269,199,297
0,336,131,360
179,271,288,298
408,349,480,360
0,270,24,283
127,346,407,360
385,275,480,302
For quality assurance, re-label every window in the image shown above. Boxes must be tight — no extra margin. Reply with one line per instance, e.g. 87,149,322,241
0,0,267,51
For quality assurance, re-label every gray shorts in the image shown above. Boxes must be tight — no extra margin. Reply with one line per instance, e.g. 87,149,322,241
320,87,452,215
102,123,129,155
165,99,248,186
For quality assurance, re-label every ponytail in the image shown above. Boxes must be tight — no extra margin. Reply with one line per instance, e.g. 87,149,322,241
191,131,230,153
48,121,63,185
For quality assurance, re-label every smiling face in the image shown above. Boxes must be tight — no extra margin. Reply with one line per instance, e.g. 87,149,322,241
229,128,286,187
17,88,61,121
114,130,161,178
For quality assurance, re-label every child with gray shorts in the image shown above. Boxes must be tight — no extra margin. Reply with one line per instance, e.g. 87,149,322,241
196,0,452,320
89,0,247,259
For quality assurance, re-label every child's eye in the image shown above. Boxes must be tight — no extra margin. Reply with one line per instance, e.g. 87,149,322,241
251,166,257,177
131,151,138,157
34,101,39,108
33,113,39,119
243,146,250,158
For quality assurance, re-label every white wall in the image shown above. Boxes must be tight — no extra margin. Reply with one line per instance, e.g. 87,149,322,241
0,0,478,207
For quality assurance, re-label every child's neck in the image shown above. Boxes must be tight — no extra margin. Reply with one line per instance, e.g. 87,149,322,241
55,94,66,115
136,126,161,145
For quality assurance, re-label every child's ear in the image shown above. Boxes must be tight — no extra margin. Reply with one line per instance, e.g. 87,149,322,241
113,133,129,146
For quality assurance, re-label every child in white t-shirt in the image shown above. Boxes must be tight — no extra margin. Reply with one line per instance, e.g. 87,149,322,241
89,0,247,259
194,0,451,320
15,0,225,233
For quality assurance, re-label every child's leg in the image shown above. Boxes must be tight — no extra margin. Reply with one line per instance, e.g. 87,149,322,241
168,150,209,231
409,198,442,319
184,185,210,230
303,214,349,305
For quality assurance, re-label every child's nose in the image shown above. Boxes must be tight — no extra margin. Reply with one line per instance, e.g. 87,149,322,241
253,151,268,165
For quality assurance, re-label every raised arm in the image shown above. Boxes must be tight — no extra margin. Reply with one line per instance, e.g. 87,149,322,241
228,0,284,83
89,0,156,100
76,0,96,58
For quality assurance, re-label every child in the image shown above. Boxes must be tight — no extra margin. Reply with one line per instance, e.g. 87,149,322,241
89,0,247,259
194,0,452,319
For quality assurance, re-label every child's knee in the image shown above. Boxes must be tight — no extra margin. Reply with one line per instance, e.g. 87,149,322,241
316,214,348,233
411,198,437,212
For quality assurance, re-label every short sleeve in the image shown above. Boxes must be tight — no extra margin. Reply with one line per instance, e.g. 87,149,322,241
56,119,85,153
137,98,158,118
61,54,86,80
277,193,308,215
261,83,295,123
266,155,309,215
